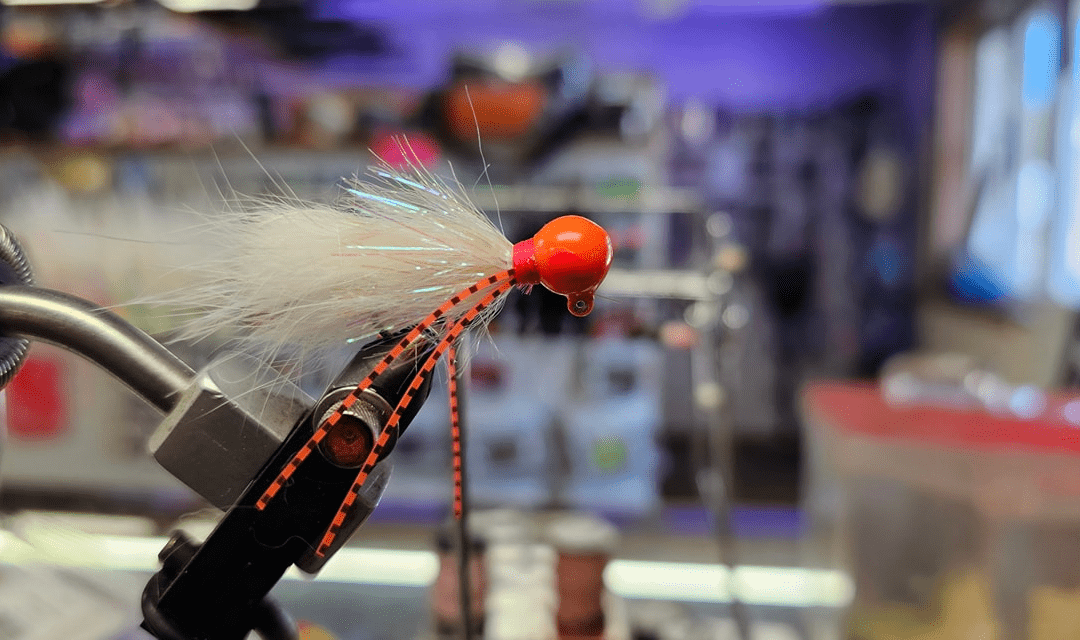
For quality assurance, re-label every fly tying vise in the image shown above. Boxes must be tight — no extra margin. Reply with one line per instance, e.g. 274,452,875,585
0,151,614,640
201,157,614,557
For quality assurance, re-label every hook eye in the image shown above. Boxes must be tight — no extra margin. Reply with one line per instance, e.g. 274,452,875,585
567,292,594,317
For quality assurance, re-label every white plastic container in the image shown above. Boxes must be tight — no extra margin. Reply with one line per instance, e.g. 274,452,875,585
560,337,663,517
465,339,555,509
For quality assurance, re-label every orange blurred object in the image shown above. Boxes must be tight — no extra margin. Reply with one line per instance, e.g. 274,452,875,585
444,80,547,141
297,622,337,640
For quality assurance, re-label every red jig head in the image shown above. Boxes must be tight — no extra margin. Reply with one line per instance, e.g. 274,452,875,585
512,215,613,317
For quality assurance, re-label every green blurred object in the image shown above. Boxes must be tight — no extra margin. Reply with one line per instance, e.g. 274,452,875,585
592,437,628,471
595,178,641,200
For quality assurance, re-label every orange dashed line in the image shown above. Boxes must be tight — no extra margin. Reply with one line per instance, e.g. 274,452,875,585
348,484,362,498
326,412,341,426
360,452,379,469
447,345,465,522
308,276,509,552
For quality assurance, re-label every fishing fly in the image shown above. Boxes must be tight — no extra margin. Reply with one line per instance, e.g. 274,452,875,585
177,149,613,556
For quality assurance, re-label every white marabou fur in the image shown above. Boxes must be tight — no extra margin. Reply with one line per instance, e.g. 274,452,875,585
171,159,513,363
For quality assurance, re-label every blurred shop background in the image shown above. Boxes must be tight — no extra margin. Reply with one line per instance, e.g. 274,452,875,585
3,0,1080,638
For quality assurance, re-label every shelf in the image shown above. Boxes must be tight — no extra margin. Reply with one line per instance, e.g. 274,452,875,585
469,185,705,215
600,268,714,300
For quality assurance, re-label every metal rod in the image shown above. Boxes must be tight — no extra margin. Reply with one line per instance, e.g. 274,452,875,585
0,286,194,413
692,332,752,640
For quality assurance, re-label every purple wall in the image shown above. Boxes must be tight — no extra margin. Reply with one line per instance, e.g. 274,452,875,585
313,1,933,115
643,7,914,108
